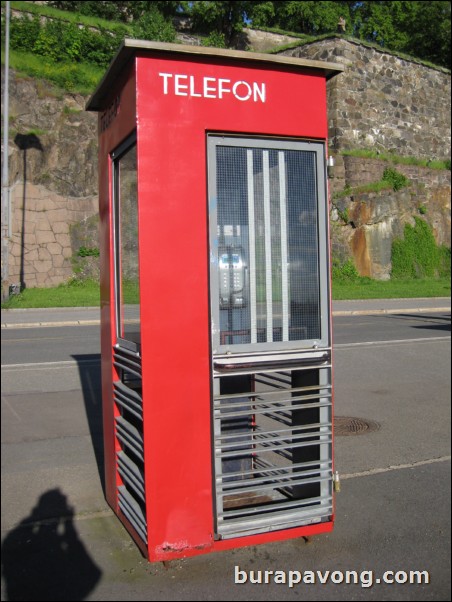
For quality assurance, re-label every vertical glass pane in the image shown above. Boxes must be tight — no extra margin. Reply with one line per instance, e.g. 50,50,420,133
115,143,140,347
217,147,251,346
286,150,321,341
214,141,322,348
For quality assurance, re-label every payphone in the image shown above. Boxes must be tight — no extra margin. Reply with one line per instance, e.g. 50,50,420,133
87,40,342,561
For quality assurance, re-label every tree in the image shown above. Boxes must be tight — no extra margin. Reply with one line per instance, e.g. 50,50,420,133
354,1,451,68
188,1,251,47
248,1,355,35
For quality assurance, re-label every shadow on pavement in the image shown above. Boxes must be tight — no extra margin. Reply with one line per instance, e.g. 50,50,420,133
1,489,102,601
72,354,105,492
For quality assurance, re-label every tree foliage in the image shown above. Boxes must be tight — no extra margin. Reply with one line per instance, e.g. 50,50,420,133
248,1,451,68
41,1,452,68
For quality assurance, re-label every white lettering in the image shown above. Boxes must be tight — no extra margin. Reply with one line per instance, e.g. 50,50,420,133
218,78,231,98
317,570,330,584
189,75,202,97
288,571,302,588
234,565,247,584
273,570,286,584
249,571,262,584
395,571,408,584
233,80,252,101
158,72,266,103
344,570,359,584
203,77,217,98
174,74,188,96
253,82,266,102
331,571,344,584
159,72,173,94
361,570,374,588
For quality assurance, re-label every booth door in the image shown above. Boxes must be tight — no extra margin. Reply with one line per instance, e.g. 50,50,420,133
207,136,333,539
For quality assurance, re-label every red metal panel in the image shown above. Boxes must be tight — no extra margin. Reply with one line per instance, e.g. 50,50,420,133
133,54,330,558
149,521,334,562
97,63,137,511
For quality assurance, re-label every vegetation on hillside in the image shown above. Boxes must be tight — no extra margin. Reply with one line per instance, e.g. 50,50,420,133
3,1,451,70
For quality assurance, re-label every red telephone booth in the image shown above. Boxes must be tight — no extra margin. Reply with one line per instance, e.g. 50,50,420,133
87,40,342,561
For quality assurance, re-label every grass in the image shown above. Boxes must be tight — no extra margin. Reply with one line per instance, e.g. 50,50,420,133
340,149,451,171
10,1,133,35
1,279,101,309
1,277,450,309
4,49,105,96
332,277,450,300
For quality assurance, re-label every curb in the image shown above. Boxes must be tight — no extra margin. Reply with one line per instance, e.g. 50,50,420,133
1,306,450,329
332,306,451,317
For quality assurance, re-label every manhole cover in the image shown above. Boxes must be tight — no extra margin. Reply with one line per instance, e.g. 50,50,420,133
334,416,380,436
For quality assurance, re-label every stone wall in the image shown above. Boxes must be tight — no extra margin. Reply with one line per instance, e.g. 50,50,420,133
9,181,97,287
280,38,451,278
331,166,451,280
2,36,451,288
281,37,451,160
329,155,451,279
3,72,98,290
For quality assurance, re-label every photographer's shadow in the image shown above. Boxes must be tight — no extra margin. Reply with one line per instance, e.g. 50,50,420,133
1,489,101,601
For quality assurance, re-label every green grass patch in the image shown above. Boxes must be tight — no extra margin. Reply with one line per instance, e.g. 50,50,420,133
4,49,104,95
341,149,451,171
2,276,450,309
332,277,450,300
1,279,100,309
10,1,133,35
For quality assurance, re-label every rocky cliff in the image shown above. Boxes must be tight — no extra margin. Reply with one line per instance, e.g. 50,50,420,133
3,72,98,288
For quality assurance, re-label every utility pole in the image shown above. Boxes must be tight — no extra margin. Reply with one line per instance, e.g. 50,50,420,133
2,1,11,301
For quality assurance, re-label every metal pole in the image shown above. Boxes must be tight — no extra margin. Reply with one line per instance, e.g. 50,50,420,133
2,1,11,300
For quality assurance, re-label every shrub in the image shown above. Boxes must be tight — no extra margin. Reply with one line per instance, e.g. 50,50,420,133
332,258,360,282
391,217,449,279
382,167,409,191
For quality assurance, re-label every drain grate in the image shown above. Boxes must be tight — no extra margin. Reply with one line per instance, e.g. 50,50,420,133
334,416,380,436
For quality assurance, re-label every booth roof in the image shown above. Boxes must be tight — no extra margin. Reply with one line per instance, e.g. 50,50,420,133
86,39,343,111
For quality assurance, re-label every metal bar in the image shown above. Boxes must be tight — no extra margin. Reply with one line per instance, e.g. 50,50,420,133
216,421,332,444
214,383,332,402
117,452,145,502
219,494,332,519
115,416,144,461
220,467,332,491
217,458,332,482
278,151,289,341
221,496,332,522
218,503,332,533
247,149,257,344
216,436,332,459
118,486,147,543
214,395,332,416
219,477,331,500
262,150,273,341
1,2,11,297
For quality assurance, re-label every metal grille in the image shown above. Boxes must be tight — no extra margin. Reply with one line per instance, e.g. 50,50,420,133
209,137,327,355
213,363,333,539
113,345,147,544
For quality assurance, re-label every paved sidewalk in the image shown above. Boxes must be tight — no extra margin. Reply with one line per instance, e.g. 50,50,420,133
1,297,450,328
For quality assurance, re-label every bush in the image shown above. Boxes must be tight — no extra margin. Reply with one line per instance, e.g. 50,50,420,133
6,12,127,70
391,217,450,279
382,167,409,191
332,258,360,282
132,8,176,43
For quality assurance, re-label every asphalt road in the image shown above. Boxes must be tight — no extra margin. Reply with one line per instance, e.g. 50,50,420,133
1,311,451,366
1,310,451,601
